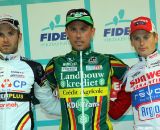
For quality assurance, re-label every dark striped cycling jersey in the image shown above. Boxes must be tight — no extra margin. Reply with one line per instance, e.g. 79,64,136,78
45,48,130,130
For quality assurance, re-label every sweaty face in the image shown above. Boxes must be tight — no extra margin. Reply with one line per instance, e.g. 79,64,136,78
0,23,21,54
130,30,158,58
65,21,95,51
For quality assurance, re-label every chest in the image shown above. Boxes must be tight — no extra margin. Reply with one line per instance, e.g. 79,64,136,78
0,61,34,93
127,63,160,92
54,56,111,89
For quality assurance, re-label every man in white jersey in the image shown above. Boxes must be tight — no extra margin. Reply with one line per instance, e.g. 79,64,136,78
0,14,60,130
124,16,159,130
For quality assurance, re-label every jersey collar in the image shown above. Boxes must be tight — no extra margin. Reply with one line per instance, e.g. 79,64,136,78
139,50,159,62
0,52,20,61
71,47,92,57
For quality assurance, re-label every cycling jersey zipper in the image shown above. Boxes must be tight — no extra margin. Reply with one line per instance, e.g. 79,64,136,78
145,58,153,103
80,51,85,130
4,61,9,130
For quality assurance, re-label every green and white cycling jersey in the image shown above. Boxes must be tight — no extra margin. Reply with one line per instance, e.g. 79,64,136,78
45,48,130,130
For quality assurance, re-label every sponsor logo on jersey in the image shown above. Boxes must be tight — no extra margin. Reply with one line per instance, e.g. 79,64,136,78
148,52,158,59
0,79,27,90
10,74,24,78
130,70,160,90
139,102,160,121
88,56,98,64
0,102,18,108
10,71,25,78
86,65,103,71
63,62,77,67
60,71,105,88
59,87,107,98
150,60,160,67
1,79,12,88
0,93,24,100
66,98,100,112
132,84,160,108
67,99,100,109
62,67,77,72
78,114,89,125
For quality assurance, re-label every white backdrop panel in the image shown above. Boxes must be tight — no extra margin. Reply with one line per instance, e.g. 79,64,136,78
90,0,150,54
27,1,85,60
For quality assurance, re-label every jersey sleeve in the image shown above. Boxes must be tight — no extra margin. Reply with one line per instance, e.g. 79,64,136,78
108,81,131,119
108,55,131,119
34,79,61,115
33,61,61,115
123,68,133,92
45,58,57,90
109,54,128,80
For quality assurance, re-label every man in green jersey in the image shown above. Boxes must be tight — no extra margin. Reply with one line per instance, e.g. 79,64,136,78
45,8,131,130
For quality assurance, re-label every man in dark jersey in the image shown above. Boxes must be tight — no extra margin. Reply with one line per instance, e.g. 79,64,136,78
45,8,131,130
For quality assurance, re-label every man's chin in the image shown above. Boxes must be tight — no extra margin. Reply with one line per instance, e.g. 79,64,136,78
1,51,16,54
74,47,84,51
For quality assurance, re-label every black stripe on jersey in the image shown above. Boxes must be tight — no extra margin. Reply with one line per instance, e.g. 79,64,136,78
21,56,45,105
64,99,71,130
0,92,31,102
92,96,97,130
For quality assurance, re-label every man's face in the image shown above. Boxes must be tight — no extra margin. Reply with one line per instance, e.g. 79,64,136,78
0,23,21,54
130,30,158,58
65,21,95,51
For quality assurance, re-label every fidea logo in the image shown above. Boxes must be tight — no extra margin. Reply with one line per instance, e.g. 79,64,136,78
40,15,67,45
104,9,131,41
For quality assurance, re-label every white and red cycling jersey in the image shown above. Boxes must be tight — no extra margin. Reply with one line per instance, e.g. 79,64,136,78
0,52,61,130
125,50,160,130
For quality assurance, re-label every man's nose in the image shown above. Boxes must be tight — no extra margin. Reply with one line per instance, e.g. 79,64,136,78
76,30,81,37
2,35,9,42
139,39,145,46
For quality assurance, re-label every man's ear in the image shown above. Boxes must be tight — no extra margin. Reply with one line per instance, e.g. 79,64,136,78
130,36,134,47
65,28,68,37
91,27,95,38
18,32,22,43
155,33,158,43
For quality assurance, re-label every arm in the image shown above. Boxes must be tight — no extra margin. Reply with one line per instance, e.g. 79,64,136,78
108,79,131,119
34,79,61,116
108,55,131,119
34,60,61,115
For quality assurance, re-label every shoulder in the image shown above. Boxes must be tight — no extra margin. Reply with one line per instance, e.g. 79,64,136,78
46,55,65,66
125,61,143,79
129,60,142,70
21,57,42,67
105,54,128,66
107,54,122,61
101,53,121,61
90,51,109,59
20,56,44,77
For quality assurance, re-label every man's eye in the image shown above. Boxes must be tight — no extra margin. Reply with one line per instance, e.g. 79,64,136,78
133,37,140,41
143,36,149,40
9,32,14,35
80,28,87,31
0,33,3,37
71,28,76,31
68,27,76,32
